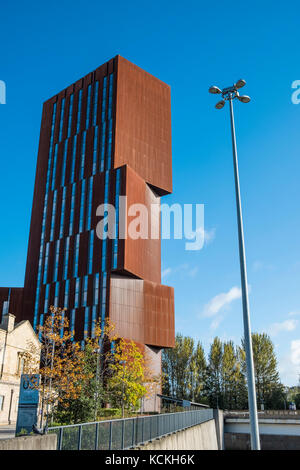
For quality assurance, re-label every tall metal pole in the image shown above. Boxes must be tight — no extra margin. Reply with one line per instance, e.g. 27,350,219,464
228,96,260,450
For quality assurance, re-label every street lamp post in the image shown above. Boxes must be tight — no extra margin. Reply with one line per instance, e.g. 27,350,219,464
209,80,260,450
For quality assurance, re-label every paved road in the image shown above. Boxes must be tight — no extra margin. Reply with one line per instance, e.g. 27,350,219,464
0,425,15,439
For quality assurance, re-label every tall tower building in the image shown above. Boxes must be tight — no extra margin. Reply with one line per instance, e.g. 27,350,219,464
0,56,175,406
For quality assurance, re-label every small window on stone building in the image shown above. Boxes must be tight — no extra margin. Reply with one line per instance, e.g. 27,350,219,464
0,395,4,411
17,353,25,376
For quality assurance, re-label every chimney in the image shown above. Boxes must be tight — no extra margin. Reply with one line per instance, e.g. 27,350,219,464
1,314,16,333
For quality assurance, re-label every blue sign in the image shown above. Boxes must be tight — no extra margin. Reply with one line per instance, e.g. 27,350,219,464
16,374,40,435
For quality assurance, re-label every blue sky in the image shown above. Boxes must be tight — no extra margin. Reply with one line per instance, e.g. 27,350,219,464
0,0,300,385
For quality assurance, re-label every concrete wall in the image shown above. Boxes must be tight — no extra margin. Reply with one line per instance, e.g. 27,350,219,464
225,432,300,450
213,409,224,450
0,433,57,450
225,418,300,436
136,419,219,450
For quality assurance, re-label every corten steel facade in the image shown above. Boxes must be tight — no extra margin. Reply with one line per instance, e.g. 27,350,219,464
0,56,175,400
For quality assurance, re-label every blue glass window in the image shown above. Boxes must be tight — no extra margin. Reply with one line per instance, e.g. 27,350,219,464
73,234,80,277
74,278,80,308
94,273,99,305
88,230,94,274
63,237,70,280
86,176,93,231
92,81,99,126
79,179,86,233
43,243,50,284
112,169,121,269
100,121,106,172
84,307,90,338
108,74,114,119
70,309,76,339
61,140,68,187
101,77,107,122
107,119,113,169
59,186,66,238
101,239,107,272
100,272,107,323
70,135,77,184
80,131,86,180
64,279,70,308
54,282,60,307
59,98,65,142
92,127,98,175
34,101,57,329
82,275,88,307
76,89,83,134
51,144,58,190
50,190,57,241
69,184,76,236
67,94,74,138
86,84,92,129
44,284,50,313
53,240,60,282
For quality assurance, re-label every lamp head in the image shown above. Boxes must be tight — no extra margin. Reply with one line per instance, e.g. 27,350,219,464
235,79,246,89
215,99,225,109
209,85,222,94
237,94,251,103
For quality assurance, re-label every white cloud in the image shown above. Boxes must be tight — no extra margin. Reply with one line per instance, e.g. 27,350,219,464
289,310,300,317
203,286,242,318
210,316,223,330
278,340,300,386
269,319,298,337
252,260,275,272
291,340,300,366
162,264,199,280
196,227,216,246
162,268,172,279
188,267,198,278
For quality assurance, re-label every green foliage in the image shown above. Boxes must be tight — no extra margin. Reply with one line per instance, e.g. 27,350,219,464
162,333,207,403
16,428,32,436
241,332,282,409
163,331,285,410
293,393,300,409
98,408,121,418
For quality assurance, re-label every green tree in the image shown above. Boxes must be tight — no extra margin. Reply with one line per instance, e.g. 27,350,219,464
162,333,195,398
241,332,282,409
190,341,207,403
206,337,223,408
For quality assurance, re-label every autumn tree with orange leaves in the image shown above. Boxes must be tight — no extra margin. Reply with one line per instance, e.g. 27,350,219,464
37,306,119,425
37,306,89,426
35,307,160,425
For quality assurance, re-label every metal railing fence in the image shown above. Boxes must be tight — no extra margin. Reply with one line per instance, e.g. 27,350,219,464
48,408,214,450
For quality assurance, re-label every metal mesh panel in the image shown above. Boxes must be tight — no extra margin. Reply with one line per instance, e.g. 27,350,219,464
81,423,97,450
97,421,110,450
111,420,123,450
124,418,135,449
61,426,80,450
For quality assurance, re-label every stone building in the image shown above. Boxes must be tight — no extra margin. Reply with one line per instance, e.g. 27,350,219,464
0,314,41,426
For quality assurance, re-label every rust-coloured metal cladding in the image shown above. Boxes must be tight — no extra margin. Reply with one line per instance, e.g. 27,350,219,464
115,165,161,284
109,275,175,348
114,56,172,196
